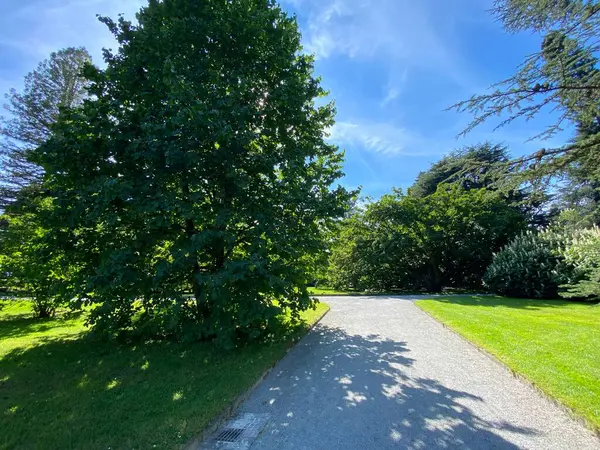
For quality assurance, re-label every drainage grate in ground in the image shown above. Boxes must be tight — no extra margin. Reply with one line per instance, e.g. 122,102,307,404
215,428,244,443
200,413,271,449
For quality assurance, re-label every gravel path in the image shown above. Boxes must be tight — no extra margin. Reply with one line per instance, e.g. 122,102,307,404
237,296,600,449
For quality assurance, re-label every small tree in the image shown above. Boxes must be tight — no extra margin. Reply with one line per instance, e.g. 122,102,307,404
33,0,351,344
0,200,73,317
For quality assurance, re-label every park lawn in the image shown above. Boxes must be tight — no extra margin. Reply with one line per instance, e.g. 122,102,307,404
416,296,600,431
0,300,329,450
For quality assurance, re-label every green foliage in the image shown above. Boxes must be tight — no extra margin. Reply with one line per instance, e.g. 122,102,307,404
330,187,525,292
0,201,72,317
560,226,600,299
0,47,91,207
554,154,600,227
484,230,574,298
32,0,350,345
410,142,548,226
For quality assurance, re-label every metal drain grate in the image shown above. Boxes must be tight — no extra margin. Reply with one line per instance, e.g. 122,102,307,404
215,428,244,443
200,413,270,449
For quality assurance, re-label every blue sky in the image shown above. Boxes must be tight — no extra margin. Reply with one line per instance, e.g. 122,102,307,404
0,0,570,197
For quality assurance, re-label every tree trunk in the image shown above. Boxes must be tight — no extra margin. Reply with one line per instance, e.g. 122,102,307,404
426,261,443,293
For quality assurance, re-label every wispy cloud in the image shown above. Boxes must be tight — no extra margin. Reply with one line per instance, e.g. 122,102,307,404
380,87,400,107
380,69,408,107
328,121,447,156
286,0,481,89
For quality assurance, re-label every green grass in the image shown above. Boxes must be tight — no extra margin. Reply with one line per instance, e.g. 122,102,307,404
416,296,600,431
0,300,329,450
307,287,362,295
307,286,407,296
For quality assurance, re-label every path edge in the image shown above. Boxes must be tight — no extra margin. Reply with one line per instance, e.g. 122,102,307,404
414,302,600,440
184,303,331,450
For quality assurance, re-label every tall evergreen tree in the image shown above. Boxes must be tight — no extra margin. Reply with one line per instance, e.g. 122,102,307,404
410,143,547,226
33,0,351,344
0,47,91,208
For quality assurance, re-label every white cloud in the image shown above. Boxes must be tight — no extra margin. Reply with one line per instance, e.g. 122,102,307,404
380,69,408,106
328,121,446,156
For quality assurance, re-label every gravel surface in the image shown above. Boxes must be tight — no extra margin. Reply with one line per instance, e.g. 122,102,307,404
235,296,600,449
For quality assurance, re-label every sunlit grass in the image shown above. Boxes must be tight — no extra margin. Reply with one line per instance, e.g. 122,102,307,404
416,296,600,431
308,287,361,295
0,300,328,450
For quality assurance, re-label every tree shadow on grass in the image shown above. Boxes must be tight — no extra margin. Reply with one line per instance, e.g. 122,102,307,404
0,312,85,340
247,324,539,449
0,326,308,450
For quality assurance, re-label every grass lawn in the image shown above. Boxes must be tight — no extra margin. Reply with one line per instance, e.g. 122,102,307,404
416,296,600,431
0,300,329,450
307,287,362,295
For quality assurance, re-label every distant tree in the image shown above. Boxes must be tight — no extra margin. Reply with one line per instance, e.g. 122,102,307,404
33,0,352,344
410,142,547,226
554,159,600,226
451,0,600,179
0,47,91,208
410,143,510,198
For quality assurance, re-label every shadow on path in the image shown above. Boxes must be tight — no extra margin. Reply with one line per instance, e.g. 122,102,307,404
250,324,537,449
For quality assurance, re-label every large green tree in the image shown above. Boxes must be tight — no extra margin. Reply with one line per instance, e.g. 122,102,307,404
33,0,351,344
0,47,91,208
541,31,600,225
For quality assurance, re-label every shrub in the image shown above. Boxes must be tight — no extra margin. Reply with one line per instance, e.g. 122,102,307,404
560,227,600,300
484,230,573,299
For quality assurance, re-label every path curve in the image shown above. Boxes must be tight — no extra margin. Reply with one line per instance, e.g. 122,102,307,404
237,296,599,449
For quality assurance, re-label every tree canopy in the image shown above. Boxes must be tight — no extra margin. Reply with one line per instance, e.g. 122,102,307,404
410,143,510,198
